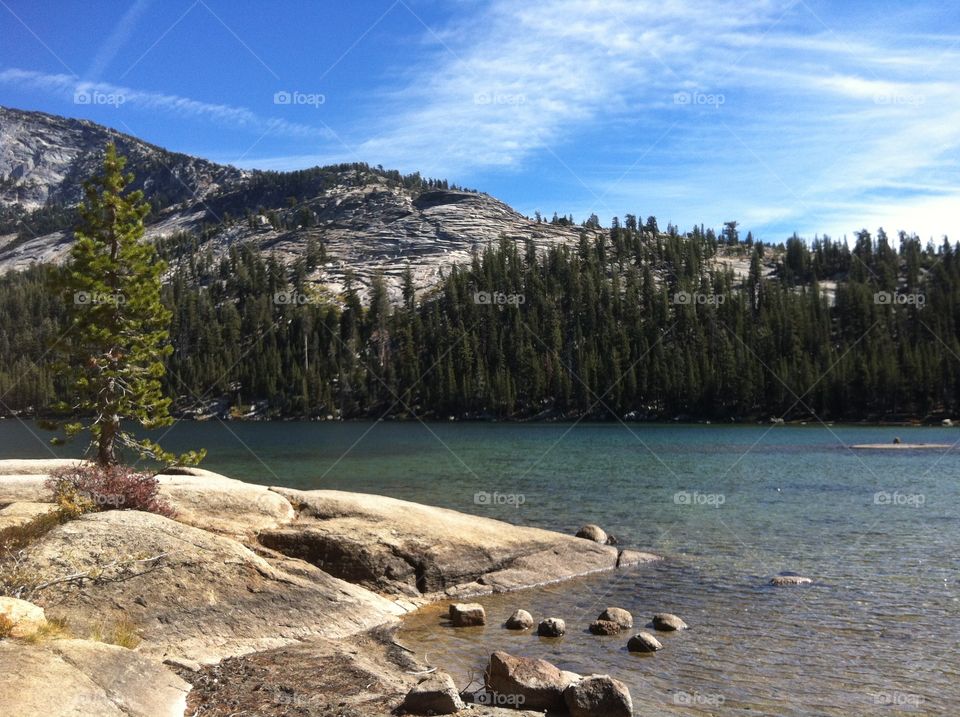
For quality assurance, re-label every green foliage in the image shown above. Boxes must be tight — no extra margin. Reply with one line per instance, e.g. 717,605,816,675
50,143,204,466
1,202,958,423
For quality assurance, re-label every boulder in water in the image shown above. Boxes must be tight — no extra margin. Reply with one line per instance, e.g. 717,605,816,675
449,603,486,627
627,631,663,652
651,613,688,631
537,617,566,637
575,524,608,543
504,609,534,630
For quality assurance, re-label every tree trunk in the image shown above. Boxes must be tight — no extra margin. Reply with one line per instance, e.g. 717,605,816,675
97,416,119,466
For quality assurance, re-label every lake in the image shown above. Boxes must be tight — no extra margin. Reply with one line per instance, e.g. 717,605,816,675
2,419,957,715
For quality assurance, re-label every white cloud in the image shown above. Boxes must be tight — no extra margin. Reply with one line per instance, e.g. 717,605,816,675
0,67,330,141
85,0,154,80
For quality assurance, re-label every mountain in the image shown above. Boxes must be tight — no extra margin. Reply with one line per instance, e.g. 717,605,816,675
0,106,587,298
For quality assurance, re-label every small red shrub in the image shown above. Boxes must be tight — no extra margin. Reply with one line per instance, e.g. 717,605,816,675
46,464,175,518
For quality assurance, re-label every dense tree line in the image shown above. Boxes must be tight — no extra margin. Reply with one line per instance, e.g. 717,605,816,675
0,221,958,422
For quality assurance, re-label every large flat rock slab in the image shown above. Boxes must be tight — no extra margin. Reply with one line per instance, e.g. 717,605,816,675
0,501,56,531
154,468,296,537
0,465,297,538
16,510,406,664
261,489,659,598
0,638,191,717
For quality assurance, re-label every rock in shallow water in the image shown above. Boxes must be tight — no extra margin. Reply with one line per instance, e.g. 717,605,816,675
770,575,813,586
652,613,688,631
449,602,486,627
537,617,566,637
575,524,608,543
598,606,633,628
564,674,633,717
588,619,622,636
485,650,580,711
627,631,663,652
402,672,465,715
504,609,534,630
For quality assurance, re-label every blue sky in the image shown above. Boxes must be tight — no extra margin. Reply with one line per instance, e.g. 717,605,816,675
1,0,957,243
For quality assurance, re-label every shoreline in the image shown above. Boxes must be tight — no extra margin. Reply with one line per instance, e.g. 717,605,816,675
0,459,659,716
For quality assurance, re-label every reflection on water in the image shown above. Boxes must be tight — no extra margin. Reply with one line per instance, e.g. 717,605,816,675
1,420,957,715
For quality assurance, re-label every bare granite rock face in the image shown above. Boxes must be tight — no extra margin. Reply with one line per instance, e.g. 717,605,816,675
0,638,191,717
0,106,242,210
14,510,406,664
259,488,659,597
0,107,591,299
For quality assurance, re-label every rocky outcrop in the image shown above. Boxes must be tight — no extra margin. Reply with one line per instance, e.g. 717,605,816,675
11,509,405,664
259,488,658,597
564,674,633,717
0,638,191,717
0,106,242,211
485,651,580,711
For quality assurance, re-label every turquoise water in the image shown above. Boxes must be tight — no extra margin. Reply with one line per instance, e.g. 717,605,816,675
2,420,958,715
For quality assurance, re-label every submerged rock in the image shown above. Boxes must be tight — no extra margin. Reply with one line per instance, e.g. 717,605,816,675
575,524,608,543
627,631,663,652
402,671,465,715
537,617,566,637
504,609,534,630
770,575,813,586
564,674,633,717
652,613,688,631
449,603,486,627
485,650,580,711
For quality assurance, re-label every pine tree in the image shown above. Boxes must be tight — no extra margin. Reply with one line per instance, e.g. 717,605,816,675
54,144,204,467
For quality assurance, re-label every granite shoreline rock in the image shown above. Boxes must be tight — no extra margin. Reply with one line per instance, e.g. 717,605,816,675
0,459,661,716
